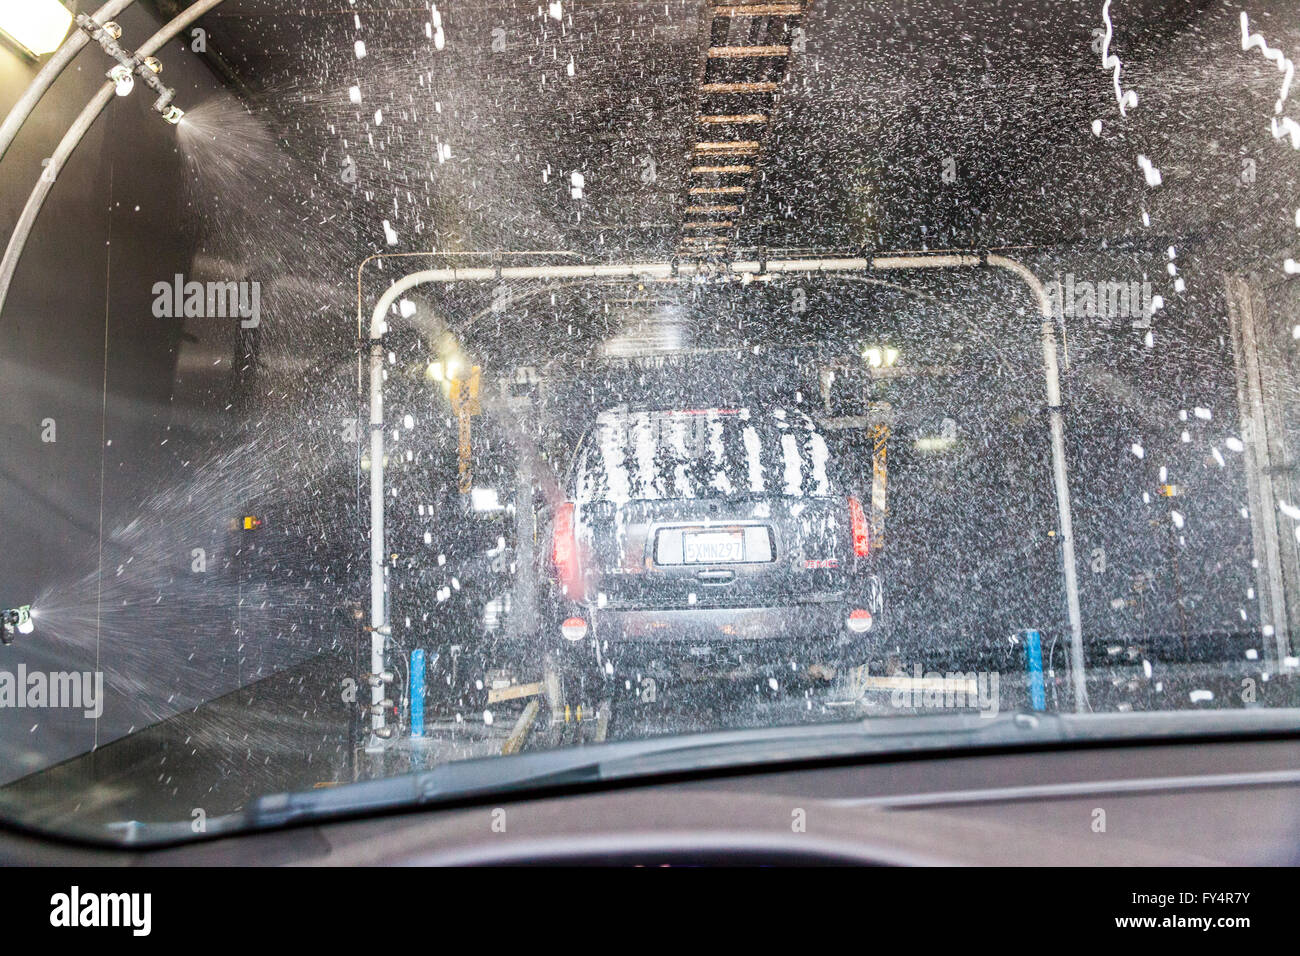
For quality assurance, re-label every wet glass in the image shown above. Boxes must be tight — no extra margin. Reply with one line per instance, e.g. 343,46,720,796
0,0,1298,841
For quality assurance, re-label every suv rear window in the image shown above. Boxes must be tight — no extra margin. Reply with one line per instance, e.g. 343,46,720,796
573,408,835,503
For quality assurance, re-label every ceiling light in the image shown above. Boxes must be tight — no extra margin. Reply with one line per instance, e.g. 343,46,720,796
0,0,73,58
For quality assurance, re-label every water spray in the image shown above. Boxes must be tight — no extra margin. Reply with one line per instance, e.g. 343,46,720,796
1,606,33,645
74,15,184,124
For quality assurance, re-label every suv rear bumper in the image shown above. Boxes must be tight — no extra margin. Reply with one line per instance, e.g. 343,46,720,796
577,601,866,645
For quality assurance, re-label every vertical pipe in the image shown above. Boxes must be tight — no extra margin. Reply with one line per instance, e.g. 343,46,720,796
367,336,387,749
1225,274,1292,669
987,253,1087,713
1041,320,1087,711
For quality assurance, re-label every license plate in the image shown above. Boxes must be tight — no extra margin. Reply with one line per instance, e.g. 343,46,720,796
684,530,744,564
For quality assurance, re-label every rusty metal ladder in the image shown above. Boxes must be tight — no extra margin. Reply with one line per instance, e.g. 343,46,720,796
677,1,812,260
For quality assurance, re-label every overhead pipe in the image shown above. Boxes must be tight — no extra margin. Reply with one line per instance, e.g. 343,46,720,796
0,0,226,324
0,0,137,165
362,253,1090,731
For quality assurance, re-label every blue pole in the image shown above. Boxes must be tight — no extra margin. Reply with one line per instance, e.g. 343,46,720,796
410,649,426,737
1023,630,1046,711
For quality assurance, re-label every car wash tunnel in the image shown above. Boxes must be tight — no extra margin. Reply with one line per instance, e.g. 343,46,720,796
0,0,1298,836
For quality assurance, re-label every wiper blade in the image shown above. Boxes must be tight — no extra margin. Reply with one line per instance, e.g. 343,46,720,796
243,752,608,832
236,711,1058,834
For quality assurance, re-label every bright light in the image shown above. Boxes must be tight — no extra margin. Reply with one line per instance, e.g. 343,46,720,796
470,487,504,512
0,0,73,57
862,345,900,368
914,436,957,452
429,351,470,397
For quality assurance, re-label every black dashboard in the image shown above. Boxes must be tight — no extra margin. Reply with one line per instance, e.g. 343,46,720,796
3,732,1298,865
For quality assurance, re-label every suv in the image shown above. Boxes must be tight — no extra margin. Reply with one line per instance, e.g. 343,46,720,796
538,406,884,694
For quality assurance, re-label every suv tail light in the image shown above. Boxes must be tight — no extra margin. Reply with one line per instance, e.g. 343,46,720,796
847,608,874,633
552,501,582,596
847,496,870,557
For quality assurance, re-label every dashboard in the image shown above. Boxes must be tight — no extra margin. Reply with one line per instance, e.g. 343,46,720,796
2,734,1297,865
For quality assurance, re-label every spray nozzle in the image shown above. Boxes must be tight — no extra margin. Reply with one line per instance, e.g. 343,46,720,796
1,606,33,645
108,64,134,97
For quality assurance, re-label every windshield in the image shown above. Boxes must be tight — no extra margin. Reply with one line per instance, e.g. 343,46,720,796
1,0,1299,842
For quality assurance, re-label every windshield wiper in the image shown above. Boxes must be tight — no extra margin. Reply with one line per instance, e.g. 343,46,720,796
245,710,1060,829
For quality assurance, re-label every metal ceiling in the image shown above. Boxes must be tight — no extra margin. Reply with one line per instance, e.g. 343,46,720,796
150,0,1290,265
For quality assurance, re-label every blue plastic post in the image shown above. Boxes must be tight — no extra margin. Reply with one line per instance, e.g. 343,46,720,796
410,649,426,737
1023,630,1046,711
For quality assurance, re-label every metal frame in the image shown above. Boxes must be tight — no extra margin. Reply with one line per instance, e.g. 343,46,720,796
1226,272,1298,670
360,253,1090,746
